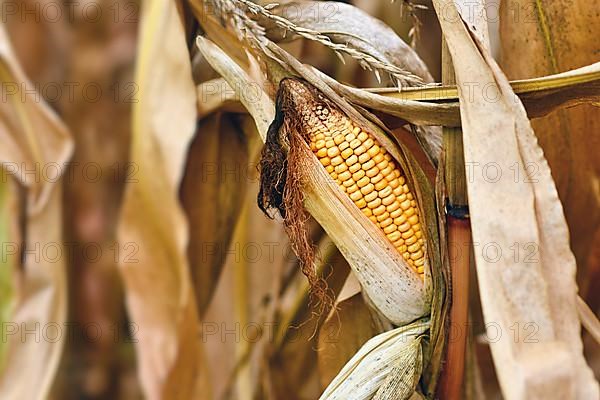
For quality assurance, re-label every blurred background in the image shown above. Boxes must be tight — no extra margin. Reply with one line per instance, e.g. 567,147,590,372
1,0,598,399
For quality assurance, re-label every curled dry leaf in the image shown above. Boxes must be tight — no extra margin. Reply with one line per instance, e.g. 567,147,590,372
432,0,599,398
319,319,429,400
0,24,73,400
116,0,210,398
500,0,600,301
259,0,433,85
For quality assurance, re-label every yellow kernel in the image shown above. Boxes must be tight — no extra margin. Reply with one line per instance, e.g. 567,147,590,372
407,193,414,201
415,258,425,266
357,131,368,141
408,244,421,254
338,171,352,181
371,174,384,185
330,172,338,180
380,165,393,176
405,208,416,218
367,198,382,209
405,236,418,246
383,224,397,234
369,216,378,224
315,133,325,141
397,245,408,253
349,163,361,173
325,165,334,173
331,156,344,166
355,198,367,208
362,208,373,217
376,211,390,222
387,202,400,213
315,139,326,149
398,222,411,232
362,159,376,170
320,157,331,166
364,191,378,202
360,183,375,195
401,229,415,239
367,145,380,157
352,170,366,180
347,184,359,194
372,153,385,163
390,209,403,219
394,215,407,226
393,239,405,248
354,145,367,156
373,205,386,216
387,231,402,242
346,155,358,166
379,186,393,198
398,176,405,185
350,139,361,149
388,177,399,188
339,141,350,151
415,231,422,239
349,190,363,201
343,179,354,187
358,152,371,164
363,138,374,149
380,217,393,229
408,215,419,225
400,199,412,210
325,140,335,148
334,134,345,145
374,179,388,191
317,148,327,158
382,194,396,206
377,159,389,170
327,147,340,158
365,167,379,178
384,153,392,161
341,148,354,159
393,186,404,196
357,176,370,188
335,163,348,174
402,184,410,194
352,127,361,135
345,133,356,142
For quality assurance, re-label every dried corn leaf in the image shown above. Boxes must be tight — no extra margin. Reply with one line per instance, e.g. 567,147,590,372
319,319,428,400
500,0,600,301
317,292,383,389
0,24,72,399
116,0,210,397
181,113,248,316
432,0,599,398
197,36,433,326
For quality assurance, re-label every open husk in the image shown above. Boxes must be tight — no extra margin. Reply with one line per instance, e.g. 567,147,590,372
319,319,429,400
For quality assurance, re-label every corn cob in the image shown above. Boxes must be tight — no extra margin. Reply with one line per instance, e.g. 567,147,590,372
300,91,426,276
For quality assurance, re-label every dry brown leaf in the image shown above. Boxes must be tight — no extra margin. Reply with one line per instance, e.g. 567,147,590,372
115,0,211,397
181,113,248,317
500,0,600,300
0,23,73,400
432,0,598,398
317,292,382,389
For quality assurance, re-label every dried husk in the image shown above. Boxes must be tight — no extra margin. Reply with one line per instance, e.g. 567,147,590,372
197,34,440,325
319,319,429,400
